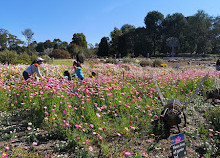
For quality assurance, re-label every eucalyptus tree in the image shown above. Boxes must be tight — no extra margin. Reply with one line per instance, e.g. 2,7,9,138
22,28,34,55
0,29,8,51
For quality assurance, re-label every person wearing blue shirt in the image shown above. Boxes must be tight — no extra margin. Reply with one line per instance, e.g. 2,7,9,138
73,61,84,80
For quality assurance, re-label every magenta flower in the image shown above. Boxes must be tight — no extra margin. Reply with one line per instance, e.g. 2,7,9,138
142,152,148,157
1,153,8,157
122,151,131,156
4,146,10,150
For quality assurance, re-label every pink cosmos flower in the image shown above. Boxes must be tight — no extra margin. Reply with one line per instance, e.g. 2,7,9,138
130,126,135,130
90,124,94,128
33,142,38,146
4,146,10,150
44,112,49,115
1,153,8,157
122,151,131,156
142,152,148,157
147,139,152,143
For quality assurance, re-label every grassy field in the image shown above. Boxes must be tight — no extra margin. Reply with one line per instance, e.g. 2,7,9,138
52,59,73,65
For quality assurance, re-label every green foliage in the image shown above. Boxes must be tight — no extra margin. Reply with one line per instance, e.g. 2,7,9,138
16,52,31,64
97,37,110,57
0,90,9,111
105,57,118,64
76,51,85,64
121,24,135,34
41,55,52,64
72,33,87,48
0,49,18,64
0,29,9,51
122,57,135,63
152,58,164,67
139,58,152,67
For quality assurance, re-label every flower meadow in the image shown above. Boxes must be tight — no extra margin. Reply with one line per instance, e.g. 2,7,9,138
0,62,219,157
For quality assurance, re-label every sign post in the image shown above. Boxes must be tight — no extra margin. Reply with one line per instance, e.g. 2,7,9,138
171,133,186,158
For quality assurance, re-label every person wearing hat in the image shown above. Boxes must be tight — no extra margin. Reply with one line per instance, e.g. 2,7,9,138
23,57,44,80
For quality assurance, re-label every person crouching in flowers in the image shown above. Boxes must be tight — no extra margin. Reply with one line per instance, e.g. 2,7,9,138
23,57,44,81
216,59,220,71
89,71,97,78
73,61,84,81
64,71,71,81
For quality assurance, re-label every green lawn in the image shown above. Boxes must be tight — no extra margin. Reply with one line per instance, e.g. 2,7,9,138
52,59,73,65
53,59,90,66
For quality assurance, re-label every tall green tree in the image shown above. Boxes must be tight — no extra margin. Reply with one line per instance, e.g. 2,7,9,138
210,16,220,53
144,11,164,55
7,34,23,50
186,10,212,54
97,37,110,57
110,27,122,56
36,42,45,53
72,33,87,48
0,29,8,51
44,40,54,49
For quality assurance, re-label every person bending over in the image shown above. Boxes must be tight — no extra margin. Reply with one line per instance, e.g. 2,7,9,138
23,57,44,81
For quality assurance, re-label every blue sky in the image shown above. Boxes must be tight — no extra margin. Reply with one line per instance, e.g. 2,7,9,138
1,0,220,45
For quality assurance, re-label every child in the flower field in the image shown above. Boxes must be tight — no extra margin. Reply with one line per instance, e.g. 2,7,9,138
23,57,44,80
89,71,96,78
73,61,84,81
63,71,71,81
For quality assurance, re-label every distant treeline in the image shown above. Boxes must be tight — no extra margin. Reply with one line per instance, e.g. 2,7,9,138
0,10,220,60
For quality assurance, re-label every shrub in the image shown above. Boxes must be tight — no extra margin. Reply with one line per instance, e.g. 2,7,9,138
16,52,31,64
106,57,118,64
0,49,18,64
139,58,152,67
41,55,52,64
30,54,38,62
122,57,135,63
49,49,71,59
153,58,164,67
76,51,85,64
